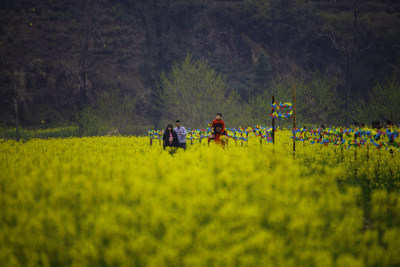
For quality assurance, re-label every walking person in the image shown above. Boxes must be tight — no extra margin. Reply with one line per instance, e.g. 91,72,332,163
174,120,187,150
162,124,179,151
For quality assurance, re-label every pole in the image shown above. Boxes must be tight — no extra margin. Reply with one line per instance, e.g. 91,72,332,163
341,132,344,162
354,134,357,163
272,95,275,144
292,84,296,157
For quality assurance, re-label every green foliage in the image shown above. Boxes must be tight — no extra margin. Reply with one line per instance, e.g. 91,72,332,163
0,126,79,139
157,53,246,128
246,92,270,126
78,106,109,136
368,74,400,123
350,98,371,126
352,73,400,124
78,82,137,136
254,53,272,92
267,72,344,126
297,72,345,126
219,90,250,128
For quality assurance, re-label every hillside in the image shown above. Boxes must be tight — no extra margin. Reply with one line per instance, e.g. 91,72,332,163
1,0,400,129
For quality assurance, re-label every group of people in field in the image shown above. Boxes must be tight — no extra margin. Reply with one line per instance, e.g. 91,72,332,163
162,113,227,151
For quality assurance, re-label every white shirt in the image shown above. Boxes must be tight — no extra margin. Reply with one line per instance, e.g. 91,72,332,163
173,126,187,143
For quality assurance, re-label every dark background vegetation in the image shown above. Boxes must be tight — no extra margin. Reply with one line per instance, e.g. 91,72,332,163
1,0,399,135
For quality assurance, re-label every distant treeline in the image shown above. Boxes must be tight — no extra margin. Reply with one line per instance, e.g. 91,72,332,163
1,0,399,133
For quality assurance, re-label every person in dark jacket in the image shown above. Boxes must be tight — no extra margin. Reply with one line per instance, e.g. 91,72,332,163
163,124,179,150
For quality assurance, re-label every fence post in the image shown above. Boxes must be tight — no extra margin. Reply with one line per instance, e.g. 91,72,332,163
341,132,344,162
272,95,275,144
292,84,296,158
354,133,357,163
150,137,153,146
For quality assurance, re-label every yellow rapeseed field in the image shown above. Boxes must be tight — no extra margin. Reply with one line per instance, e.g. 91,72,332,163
0,130,399,266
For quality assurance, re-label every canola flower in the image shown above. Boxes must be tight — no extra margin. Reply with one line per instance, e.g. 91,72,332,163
0,130,399,266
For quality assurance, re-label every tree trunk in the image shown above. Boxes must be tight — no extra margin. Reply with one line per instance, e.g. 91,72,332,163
14,99,20,141
345,54,352,126
345,0,359,126
80,0,89,109
77,0,89,136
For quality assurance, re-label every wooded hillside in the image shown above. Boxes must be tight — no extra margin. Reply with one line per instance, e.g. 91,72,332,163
1,0,399,133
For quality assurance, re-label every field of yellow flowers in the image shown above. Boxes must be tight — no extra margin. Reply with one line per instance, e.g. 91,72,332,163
1,130,399,266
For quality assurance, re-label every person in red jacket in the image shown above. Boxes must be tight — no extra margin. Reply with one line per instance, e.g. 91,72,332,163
209,113,226,143
211,113,225,134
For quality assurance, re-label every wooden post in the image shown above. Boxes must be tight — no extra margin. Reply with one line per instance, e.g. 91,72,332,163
292,84,296,158
272,95,275,144
150,137,153,146
14,99,19,141
190,131,193,146
341,132,344,162
354,134,357,163
354,146,357,162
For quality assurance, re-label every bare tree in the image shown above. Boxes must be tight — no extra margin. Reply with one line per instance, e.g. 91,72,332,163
318,0,374,125
10,71,32,140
